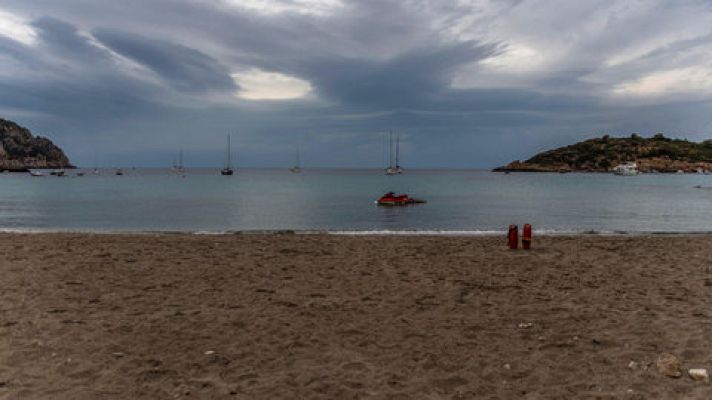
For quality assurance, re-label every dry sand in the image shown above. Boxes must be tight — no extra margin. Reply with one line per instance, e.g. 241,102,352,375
1,233,712,399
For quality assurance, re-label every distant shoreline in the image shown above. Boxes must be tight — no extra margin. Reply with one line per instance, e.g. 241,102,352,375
1,166,76,173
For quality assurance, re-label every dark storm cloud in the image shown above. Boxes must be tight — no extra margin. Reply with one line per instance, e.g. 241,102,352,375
31,17,106,61
93,29,237,93
0,0,712,168
294,41,498,109
0,17,166,117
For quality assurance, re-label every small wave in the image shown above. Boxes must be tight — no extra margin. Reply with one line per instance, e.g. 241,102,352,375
3,227,712,236
329,230,505,236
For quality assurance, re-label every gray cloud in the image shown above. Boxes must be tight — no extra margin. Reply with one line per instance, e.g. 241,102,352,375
31,17,106,61
293,41,497,109
93,29,237,93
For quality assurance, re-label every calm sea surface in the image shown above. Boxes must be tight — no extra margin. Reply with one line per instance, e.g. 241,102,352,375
2,168,712,233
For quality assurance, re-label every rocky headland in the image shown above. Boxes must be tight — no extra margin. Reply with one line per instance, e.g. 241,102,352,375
494,134,712,173
0,118,73,171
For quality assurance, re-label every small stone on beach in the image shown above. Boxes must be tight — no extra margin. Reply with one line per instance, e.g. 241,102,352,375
204,350,215,355
517,322,533,329
688,368,709,382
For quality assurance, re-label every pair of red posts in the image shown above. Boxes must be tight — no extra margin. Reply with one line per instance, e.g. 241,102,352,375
507,224,532,250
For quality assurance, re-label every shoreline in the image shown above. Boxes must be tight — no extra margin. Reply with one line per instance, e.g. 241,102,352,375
4,228,712,236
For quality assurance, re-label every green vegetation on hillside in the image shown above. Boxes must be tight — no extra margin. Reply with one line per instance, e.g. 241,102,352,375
495,133,712,172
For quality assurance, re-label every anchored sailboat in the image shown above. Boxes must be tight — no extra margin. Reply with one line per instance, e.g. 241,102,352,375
174,148,185,174
290,147,302,173
221,134,234,175
385,131,403,175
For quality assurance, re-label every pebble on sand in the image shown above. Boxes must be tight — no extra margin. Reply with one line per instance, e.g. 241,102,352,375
688,369,709,382
204,350,215,355
517,322,533,329
656,354,682,378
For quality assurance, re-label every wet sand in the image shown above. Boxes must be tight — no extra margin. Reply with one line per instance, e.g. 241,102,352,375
1,233,711,399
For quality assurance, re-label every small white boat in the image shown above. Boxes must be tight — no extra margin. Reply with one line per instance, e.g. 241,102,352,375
613,162,639,176
29,170,44,177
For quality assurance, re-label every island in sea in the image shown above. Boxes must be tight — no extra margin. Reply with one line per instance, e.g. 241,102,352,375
494,133,712,173
0,118,73,172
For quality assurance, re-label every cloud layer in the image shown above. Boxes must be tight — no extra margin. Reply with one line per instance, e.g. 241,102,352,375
1,0,711,167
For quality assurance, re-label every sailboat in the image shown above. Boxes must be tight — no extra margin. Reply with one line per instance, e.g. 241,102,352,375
290,147,302,173
385,131,398,175
174,149,185,174
221,134,234,175
91,155,100,175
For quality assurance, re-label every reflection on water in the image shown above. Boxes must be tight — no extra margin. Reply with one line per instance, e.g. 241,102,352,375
1,168,712,232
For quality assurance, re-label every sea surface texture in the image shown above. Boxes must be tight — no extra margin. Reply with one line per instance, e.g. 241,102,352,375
1,169,711,233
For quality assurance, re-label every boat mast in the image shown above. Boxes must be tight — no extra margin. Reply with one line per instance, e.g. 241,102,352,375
226,134,231,169
395,133,400,168
389,131,393,169
295,147,300,168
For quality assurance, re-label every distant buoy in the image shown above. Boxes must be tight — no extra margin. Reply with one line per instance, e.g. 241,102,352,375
508,225,518,250
522,224,532,250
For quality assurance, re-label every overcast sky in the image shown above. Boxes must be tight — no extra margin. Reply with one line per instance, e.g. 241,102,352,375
2,0,712,168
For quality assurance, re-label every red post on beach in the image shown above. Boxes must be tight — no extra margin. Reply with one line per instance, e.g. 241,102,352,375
522,224,532,250
507,224,518,249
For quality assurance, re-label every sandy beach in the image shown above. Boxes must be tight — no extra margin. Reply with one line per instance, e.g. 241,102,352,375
1,233,712,399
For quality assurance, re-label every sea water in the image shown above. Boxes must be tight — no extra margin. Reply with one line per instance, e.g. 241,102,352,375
1,168,712,233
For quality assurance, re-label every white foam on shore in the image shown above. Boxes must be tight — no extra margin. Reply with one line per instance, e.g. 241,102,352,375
328,229,712,236
2,227,712,236
328,230,506,236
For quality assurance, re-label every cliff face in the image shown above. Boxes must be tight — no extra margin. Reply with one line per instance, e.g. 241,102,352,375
0,118,73,171
494,134,712,173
